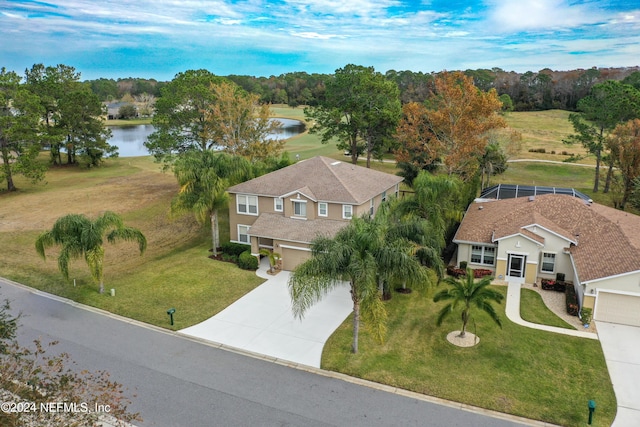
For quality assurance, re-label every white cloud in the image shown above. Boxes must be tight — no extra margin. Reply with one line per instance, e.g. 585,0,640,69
485,0,608,33
290,31,342,40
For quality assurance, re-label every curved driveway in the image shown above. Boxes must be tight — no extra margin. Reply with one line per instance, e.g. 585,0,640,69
180,259,352,367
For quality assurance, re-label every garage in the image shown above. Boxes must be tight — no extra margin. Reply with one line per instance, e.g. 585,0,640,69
595,290,640,327
280,245,311,271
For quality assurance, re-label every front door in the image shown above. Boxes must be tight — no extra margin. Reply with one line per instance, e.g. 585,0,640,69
508,254,526,279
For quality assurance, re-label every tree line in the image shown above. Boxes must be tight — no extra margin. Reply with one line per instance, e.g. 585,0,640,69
85,67,640,112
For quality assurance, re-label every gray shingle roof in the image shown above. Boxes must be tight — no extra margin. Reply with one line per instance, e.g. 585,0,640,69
228,156,403,204
248,213,347,244
454,194,640,283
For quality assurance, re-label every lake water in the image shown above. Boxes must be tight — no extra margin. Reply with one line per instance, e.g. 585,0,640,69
109,118,305,157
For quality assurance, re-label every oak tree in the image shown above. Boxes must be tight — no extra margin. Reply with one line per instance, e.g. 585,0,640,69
0,68,46,192
395,71,506,180
305,64,401,167
607,119,640,209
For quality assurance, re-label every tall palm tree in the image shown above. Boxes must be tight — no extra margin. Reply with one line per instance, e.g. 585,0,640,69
35,211,147,294
289,214,429,353
433,268,504,338
397,172,463,254
374,199,443,291
171,151,253,256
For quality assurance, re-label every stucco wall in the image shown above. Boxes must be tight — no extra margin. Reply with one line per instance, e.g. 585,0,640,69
584,271,640,295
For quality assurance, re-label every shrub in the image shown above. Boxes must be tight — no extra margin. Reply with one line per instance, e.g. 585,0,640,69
221,242,250,257
580,307,593,325
446,265,466,278
551,150,556,154
565,284,579,316
238,251,259,270
221,253,238,263
473,269,493,278
459,261,468,270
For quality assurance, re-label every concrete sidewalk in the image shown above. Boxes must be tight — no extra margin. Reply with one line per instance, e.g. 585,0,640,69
505,282,598,339
180,258,352,367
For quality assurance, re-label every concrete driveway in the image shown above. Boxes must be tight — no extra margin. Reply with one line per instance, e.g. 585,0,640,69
180,259,352,368
596,321,640,426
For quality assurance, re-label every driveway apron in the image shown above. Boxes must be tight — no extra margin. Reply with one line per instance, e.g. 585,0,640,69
180,260,352,368
596,321,640,426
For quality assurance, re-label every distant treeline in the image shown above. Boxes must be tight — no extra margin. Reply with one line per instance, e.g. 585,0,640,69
86,66,640,112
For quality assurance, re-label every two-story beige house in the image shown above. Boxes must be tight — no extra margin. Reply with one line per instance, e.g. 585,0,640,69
227,156,403,270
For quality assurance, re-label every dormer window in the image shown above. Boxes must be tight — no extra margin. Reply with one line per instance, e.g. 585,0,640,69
293,200,307,217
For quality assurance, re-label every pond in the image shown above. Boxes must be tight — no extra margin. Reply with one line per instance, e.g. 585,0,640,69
109,118,305,157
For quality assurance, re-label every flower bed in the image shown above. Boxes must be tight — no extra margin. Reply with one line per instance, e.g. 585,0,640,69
541,278,567,292
446,266,494,279
565,283,579,316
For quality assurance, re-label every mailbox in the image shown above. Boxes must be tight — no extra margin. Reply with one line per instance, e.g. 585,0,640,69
167,308,176,325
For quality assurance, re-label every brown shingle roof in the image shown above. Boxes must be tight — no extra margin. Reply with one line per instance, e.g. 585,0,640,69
248,213,347,244
228,156,403,204
454,194,640,282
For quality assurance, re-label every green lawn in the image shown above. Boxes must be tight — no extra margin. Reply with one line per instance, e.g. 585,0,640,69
0,156,264,330
520,289,575,329
322,286,615,427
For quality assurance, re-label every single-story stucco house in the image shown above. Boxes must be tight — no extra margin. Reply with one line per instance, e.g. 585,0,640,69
227,156,403,271
453,193,640,327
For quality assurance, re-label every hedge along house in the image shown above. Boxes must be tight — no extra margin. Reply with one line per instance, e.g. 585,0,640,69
227,156,403,271
453,194,640,327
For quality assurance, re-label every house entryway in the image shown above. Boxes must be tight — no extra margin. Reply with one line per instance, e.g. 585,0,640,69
507,254,526,283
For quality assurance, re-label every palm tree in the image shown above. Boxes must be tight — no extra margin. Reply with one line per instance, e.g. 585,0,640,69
289,214,430,353
35,211,147,294
433,268,504,338
397,172,463,254
171,151,253,256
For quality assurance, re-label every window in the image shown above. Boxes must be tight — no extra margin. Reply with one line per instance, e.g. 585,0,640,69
237,225,250,244
318,202,328,217
381,191,387,202
369,199,374,216
541,252,556,273
237,195,258,215
293,200,307,217
395,183,399,198
470,245,496,266
274,197,283,212
343,204,353,219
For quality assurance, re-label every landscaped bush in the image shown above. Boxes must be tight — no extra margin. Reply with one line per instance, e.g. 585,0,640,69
446,265,466,278
221,242,250,257
472,268,493,278
541,279,556,290
238,251,259,270
565,283,579,316
221,253,238,263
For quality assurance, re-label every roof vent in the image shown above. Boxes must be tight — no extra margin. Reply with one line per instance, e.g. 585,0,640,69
330,161,341,166
478,205,484,210
528,195,535,202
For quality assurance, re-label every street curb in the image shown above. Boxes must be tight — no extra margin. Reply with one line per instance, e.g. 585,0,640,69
1,277,558,427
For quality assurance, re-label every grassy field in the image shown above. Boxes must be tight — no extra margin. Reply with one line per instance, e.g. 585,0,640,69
322,286,615,427
0,156,264,330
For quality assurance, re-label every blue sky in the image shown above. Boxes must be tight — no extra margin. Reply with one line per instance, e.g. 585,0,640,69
1,0,638,81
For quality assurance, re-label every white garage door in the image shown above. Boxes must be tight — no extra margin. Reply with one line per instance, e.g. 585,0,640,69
595,291,640,327
281,246,311,271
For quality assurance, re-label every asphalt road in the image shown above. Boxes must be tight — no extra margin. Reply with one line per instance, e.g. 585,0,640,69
0,278,531,427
